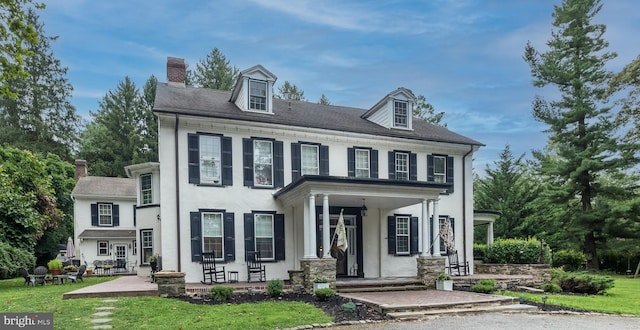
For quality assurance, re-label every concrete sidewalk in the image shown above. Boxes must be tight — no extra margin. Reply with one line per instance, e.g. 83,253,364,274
62,276,157,300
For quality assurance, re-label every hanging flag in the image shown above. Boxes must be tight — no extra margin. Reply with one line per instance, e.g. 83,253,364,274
439,217,456,253
335,209,348,252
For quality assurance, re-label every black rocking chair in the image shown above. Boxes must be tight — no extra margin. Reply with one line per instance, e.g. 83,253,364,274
201,252,225,284
246,251,266,282
446,249,469,276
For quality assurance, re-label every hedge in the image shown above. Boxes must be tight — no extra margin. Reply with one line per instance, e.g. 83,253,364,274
0,241,36,279
484,238,551,264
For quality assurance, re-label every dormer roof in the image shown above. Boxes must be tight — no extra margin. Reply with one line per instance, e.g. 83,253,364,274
229,64,277,104
362,87,416,119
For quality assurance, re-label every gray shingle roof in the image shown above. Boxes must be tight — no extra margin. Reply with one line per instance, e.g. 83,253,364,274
72,176,136,198
78,229,136,239
154,83,483,146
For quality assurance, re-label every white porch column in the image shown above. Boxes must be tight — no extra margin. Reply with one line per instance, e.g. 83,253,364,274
432,199,440,257
309,194,318,259
303,196,313,258
487,221,494,245
421,199,430,257
322,194,331,258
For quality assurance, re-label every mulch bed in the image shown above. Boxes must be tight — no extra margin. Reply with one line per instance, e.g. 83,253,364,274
173,292,388,323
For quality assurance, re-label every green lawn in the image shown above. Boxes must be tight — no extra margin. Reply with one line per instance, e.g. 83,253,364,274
505,275,640,315
0,276,331,330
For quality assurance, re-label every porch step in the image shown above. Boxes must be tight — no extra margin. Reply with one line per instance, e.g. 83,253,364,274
335,277,426,293
386,303,538,320
337,285,427,293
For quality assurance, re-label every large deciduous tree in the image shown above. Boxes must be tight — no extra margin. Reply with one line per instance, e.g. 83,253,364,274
0,9,80,159
187,47,238,90
524,0,636,269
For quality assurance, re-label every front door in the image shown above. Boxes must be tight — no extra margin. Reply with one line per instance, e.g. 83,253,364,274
114,244,127,262
329,215,357,277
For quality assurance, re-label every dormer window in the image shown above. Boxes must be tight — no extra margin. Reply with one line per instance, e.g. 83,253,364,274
249,80,267,111
394,100,408,128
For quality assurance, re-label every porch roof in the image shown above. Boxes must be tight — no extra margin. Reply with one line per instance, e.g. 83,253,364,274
78,229,136,239
274,175,450,209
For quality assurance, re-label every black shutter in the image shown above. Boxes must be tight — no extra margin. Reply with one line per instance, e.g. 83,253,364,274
446,156,454,193
388,151,395,180
291,143,301,181
429,216,433,254
319,145,329,176
133,205,136,226
371,149,379,178
274,214,285,261
224,212,235,261
221,136,233,186
242,138,254,186
356,215,364,277
316,210,322,257
274,140,284,188
91,204,98,226
347,148,355,177
427,155,434,182
190,212,202,262
188,133,200,184
243,213,254,260
112,205,119,227
410,217,419,255
387,216,396,255
409,153,417,181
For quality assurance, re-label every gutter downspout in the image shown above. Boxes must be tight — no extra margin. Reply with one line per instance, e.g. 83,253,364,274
175,114,181,271
462,145,474,273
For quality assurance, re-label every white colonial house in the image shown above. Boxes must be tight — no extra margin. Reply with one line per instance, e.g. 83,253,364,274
146,57,483,284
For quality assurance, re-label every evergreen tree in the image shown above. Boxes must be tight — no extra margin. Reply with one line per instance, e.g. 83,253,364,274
524,0,635,269
609,54,640,146
138,75,158,162
318,94,331,105
413,94,446,127
187,47,238,90
275,80,306,101
0,9,80,159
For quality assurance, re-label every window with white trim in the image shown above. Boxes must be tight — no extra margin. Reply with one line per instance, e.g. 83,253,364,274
132,239,137,255
141,229,153,264
254,214,274,260
200,135,222,184
355,149,370,178
140,174,152,205
202,212,224,259
98,204,113,226
396,216,410,255
301,144,319,175
434,156,446,183
394,100,408,128
249,80,267,111
395,152,409,181
254,140,273,187
97,241,109,256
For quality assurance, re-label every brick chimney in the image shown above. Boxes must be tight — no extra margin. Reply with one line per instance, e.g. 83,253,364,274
167,57,186,88
75,159,88,180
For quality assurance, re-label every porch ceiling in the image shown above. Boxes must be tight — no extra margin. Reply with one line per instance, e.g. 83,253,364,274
274,175,450,209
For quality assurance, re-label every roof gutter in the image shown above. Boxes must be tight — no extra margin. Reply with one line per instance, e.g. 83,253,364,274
462,145,474,272
175,113,182,271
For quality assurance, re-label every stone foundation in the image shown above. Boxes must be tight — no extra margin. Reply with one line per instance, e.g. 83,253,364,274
417,256,446,287
155,271,185,297
287,270,305,292
299,258,336,292
474,261,551,285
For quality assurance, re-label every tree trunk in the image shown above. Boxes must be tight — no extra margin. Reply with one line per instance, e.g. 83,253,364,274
584,231,599,270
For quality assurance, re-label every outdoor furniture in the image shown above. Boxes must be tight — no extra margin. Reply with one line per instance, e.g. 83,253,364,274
52,274,69,284
19,268,34,286
68,264,86,283
115,259,127,273
446,249,469,276
200,252,225,284
228,271,238,283
246,251,266,282
33,266,48,285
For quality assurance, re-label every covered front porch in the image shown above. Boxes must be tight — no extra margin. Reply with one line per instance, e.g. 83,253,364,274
274,175,457,291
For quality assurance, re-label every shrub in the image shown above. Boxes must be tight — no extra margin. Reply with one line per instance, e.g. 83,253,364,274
541,282,562,293
598,250,640,274
314,288,335,301
267,279,284,297
209,286,234,301
552,249,585,271
557,272,614,295
485,238,551,264
470,279,497,294
0,242,35,279
550,267,566,281
47,259,63,271
341,300,356,312
473,243,487,260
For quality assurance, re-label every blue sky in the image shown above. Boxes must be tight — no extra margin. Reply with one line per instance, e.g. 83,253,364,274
39,0,640,172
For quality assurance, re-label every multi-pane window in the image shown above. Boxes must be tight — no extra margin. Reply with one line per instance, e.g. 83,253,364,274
301,144,319,175
141,229,153,264
396,217,410,254
355,149,370,178
395,152,409,181
394,101,408,128
132,239,137,255
98,204,113,226
249,80,267,111
200,135,222,184
140,174,152,205
97,241,109,256
254,214,274,260
254,140,273,187
202,212,224,259
434,156,446,183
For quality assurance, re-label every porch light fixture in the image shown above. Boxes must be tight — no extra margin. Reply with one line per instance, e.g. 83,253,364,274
361,199,367,217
